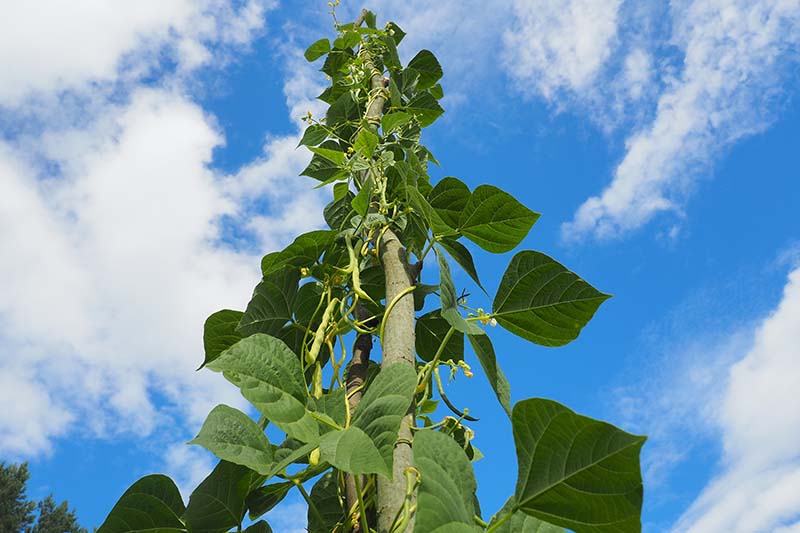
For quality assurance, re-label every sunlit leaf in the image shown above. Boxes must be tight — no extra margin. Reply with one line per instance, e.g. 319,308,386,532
304,38,331,62
493,251,610,346
189,405,273,475
97,475,186,533
201,310,243,369
512,399,646,533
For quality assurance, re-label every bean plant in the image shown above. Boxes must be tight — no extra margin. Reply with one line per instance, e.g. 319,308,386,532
98,8,646,533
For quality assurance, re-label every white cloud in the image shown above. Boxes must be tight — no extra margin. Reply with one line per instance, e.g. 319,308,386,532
564,0,800,240
503,0,623,100
0,0,273,106
671,265,800,532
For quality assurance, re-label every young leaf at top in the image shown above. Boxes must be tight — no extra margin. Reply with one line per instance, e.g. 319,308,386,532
189,404,274,475
459,185,540,253
406,49,443,90
307,145,346,165
512,399,646,533
492,251,610,346
183,461,260,533
97,475,186,533
304,38,331,62
201,309,243,369
206,334,320,444
412,430,482,533
467,334,511,418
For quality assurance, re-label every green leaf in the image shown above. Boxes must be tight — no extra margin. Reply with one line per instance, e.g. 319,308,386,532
327,91,360,127
293,281,324,328
492,251,610,346
324,190,356,230
354,128,379,158
297,124,328,147
512,399,646,533
407,50,443,90
308,146,346,165
467,335,511,418
406,92,444,127
97,475,186,533
459,185,540,253
352,363,417,471
430,83,444,99
183,461,259,533
307,471,345,533
238,267,299,337
189,405,274,475
321,49,354,78
304,38,331,62
207,334,320,444
386,22,406,44
487,497,565,533
436,247,484,336
320,363,416,477
416,310,463,362
320,426,388,476
243,521,272,533
261,230,334,277
201,310,243,369
351,177,372,216
428,177,470,230
382,111,412,134
246,482,292,520
439,238,485,292
412,430,482,533
302,140,348,181
309,386,347,429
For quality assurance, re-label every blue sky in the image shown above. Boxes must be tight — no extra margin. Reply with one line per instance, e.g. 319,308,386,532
1,1,799,532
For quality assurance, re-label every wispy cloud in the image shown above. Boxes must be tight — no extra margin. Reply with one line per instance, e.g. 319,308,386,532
0,3,326,460
503,0,623,101
563,0,800,240
670,265,800,532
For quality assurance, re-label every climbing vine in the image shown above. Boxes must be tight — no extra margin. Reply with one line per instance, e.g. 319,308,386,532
98,8,646,533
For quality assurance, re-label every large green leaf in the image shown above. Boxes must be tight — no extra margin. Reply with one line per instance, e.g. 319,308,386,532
487,497,565,533
189,405,274,475
261,230,335,277
416,310,463,362
307,471,345,533
382,111,413,134
512,399,646,533
406,92,444,127
304,38,330,62
320,363,416,477
492,251,610,346
246,482,292,520
301,140,347,182
183,461,259,533
237,267,299,337
436,247,484,336
97,475,186,533
412,430,482,533
206,334,320,444
467,334,511,418
407,50,443,90
319,426,388,476
324,190,356,231
201,310,243,369
352,363,416,469
427,178,470,230
459,185,539,253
